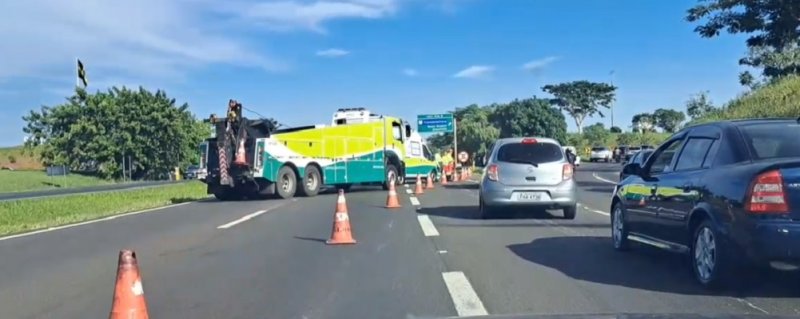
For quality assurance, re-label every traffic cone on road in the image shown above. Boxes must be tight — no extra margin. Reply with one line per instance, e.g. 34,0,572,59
426,173,435,189
108,250,149,319
441,173,448,185
385,182,401,209
415,175,425,195
327,189,356,245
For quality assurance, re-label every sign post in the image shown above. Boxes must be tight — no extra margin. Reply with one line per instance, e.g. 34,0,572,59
417,113,456,180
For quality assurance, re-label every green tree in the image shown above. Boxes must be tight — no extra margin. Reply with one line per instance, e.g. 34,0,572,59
455,105,499,156
687,0,800,80
541,80,616,134
685,91,716,119
582,123,610,146
652,108,686,133
610,126,622,133
23,87,210,180
491,98,568,144
631,113,655,133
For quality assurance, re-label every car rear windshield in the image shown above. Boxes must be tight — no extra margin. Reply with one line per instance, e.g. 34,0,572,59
591,147,606,151
628,147,641,151
496,142,563,164
739,122,800,160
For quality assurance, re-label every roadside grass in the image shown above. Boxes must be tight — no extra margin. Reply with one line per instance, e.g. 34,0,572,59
0,170,112,193
0,145,43,170
0,181,209,236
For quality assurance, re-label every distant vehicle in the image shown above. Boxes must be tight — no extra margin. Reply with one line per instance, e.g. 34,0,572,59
611,118,800,289
480,137,576,219
618,149,652,181
615,145,628,163
640,144,654,150
562,146,581,167
185,165,206,180
590,146,612,162
623,146,641,162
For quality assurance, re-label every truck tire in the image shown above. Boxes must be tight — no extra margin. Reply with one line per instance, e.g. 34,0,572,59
276,165,297,199
298,165,321,197
383,164,398,190
213,188,239,201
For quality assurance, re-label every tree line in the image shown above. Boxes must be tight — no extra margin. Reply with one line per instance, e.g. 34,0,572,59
23,87,212,180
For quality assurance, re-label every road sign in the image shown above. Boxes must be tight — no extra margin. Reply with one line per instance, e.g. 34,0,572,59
458,151,469,163
417,114,454,133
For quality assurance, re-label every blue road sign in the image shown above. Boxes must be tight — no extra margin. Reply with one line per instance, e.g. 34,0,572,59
417,114,454,133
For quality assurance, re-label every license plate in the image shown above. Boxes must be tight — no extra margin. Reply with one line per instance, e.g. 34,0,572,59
515,192,542,201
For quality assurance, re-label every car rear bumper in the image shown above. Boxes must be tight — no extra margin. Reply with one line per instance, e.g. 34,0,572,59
736,221,800,266
480,179,577,208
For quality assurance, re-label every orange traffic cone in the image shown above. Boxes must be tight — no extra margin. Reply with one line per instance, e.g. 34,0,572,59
233,139,246,165
109,250,149,319
426,173,435,189
386,182,401,209
415,175,424,195
327,189,356,245
441,173,448,185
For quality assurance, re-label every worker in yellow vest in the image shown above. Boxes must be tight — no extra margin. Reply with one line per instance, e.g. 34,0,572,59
442,149,454,181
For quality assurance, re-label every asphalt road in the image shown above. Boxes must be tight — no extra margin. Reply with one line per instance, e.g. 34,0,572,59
2,163,800,318
0,180,185,202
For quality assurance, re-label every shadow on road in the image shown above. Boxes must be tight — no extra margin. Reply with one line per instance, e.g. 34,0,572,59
419,205,569,220
294,236,328,243
508,236,800,297
442,183,479,190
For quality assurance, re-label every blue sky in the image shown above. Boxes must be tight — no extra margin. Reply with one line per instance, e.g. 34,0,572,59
0,0,749,147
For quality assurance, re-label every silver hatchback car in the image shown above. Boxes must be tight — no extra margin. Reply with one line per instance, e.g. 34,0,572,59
478,137,577,219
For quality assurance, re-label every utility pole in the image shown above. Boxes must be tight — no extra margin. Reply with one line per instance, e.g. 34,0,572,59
609,70,616,129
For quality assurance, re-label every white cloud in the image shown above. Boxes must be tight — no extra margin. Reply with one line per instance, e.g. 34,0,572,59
316,48,351,57
522,56,560,72
226,0,399,33
402,68,418,76
453,65,494,79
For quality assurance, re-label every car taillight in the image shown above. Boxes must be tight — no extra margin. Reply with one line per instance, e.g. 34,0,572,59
746,170,789,213
521,138,537,144
562,163,573,180
487,164,499,181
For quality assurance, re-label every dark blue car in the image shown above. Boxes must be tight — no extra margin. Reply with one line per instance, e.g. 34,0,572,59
611,118,800,289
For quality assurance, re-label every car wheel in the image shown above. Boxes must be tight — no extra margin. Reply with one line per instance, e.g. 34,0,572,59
298,165,321,197
563,205,576,219
383,164,398,190
691,219,743,290
479,197,492,219
276,165,297,199
611,203,630,251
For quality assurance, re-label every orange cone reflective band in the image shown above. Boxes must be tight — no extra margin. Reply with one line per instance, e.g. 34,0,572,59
327,189,356,244
415,175,424,195
426,173,435,189
109,250,149,319
386,182,401,209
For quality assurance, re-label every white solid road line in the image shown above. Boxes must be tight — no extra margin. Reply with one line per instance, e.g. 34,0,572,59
417,214,440,236
592,172,618,185
217,209,270,229
442,271,489,317
410,196,421,206
0,201,197,242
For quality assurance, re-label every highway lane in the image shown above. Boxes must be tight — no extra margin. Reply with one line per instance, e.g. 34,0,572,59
0,186,454,319
3,163,800,318
418,162,800,316
0,180,186,202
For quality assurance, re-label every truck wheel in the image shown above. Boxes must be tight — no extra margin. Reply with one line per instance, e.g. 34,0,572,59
276,165,297,199
383,164,398,190
298,165,321,197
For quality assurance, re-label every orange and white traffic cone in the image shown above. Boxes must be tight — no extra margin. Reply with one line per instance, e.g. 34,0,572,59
327,189,356,245
233,139,246,165
441,172,448,185
386,182,401,209
415,175,424,195
426,173,435,189
109,250,149,319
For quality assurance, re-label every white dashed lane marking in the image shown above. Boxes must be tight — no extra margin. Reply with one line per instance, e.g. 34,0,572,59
442,271,489,317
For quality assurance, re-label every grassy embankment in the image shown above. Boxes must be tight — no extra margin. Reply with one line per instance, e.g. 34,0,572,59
0,181,208,236
0,146,112,193
689,75,800,125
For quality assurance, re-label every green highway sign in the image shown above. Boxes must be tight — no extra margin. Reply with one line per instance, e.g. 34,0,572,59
417,114,454,133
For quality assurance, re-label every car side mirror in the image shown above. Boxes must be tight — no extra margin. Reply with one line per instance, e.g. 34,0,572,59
622,163,642,176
